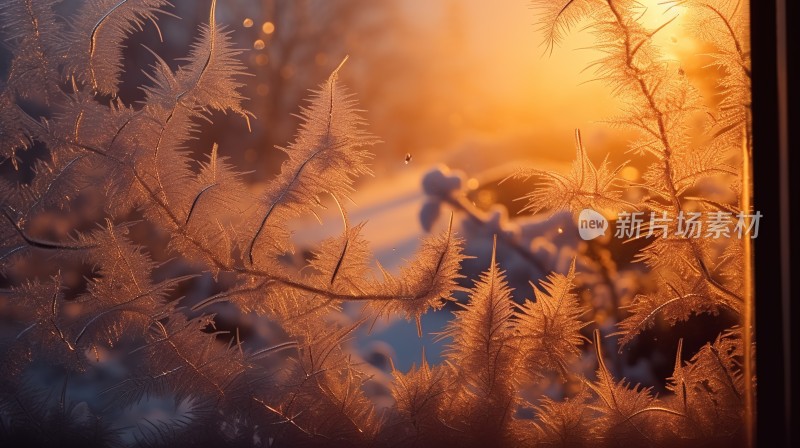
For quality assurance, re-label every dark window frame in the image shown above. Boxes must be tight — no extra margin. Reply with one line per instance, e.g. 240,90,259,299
751,0,797,446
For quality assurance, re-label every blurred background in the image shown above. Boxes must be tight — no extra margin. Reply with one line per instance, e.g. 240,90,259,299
117,0,636,175
1,0,739,419
58,0,733,383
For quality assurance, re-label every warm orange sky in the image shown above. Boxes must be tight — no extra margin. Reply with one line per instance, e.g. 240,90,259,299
340,0,689,173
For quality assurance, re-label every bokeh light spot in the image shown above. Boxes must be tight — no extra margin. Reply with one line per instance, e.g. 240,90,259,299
620,166,640,181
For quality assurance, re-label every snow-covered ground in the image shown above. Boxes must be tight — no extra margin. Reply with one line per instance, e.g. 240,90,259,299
287,161,586,371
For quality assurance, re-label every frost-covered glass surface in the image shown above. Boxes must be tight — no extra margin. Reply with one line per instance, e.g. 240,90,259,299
0,1,753,446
